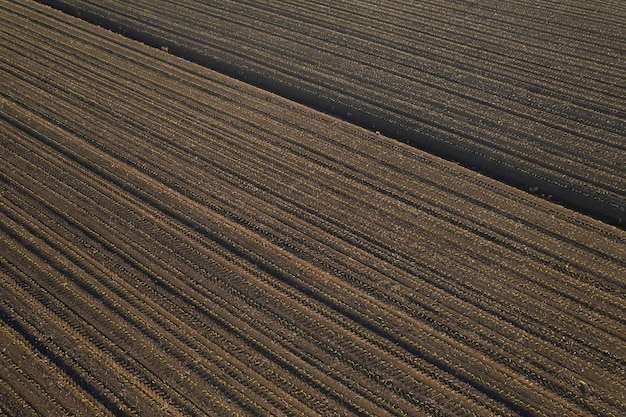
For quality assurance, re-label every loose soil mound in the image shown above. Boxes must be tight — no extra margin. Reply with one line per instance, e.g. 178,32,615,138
1,1,625,416
35,0,626,225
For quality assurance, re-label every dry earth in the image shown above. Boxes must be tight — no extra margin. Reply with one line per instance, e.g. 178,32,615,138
36,0,626,225
1,1,625,416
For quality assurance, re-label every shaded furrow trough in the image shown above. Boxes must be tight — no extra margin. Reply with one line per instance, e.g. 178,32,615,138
32,0,626,226
2,1,626,416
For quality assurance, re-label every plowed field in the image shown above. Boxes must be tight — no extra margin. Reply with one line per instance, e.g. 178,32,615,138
35,0,626,225
1,1,625,416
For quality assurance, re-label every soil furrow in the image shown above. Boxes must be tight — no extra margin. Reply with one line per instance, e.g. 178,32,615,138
4,117,616,412
26,0,626,225
3,114,528,412
0,196,304,415
2,1,625,415
3,60,620,414
1,138,390,414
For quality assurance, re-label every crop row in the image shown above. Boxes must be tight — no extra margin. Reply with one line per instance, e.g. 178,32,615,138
32,0,626,225
1,1,625,416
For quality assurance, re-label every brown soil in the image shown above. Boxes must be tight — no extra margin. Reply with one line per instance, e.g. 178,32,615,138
1,1,625,416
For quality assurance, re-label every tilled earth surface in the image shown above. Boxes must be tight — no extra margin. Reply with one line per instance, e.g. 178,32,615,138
36,0,626,225
1,1,625,416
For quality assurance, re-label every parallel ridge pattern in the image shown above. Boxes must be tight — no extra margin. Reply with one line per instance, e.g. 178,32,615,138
2,1,626,416
34,0,626,225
